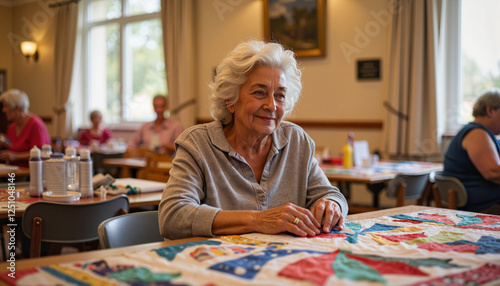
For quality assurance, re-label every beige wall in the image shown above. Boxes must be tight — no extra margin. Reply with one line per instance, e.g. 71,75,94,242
0,0,56,134
11,0,56,134
1,0,401,208
196,0,390,158
3,0,392,158
0,3,13,90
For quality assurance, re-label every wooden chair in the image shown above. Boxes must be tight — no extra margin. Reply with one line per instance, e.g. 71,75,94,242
98,211,164,249
386,173,431,207
22,195,129,258
432,174,467,209
137,152,173,182
123,147,152,159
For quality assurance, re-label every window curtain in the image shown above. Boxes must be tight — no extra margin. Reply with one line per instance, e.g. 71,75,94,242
383,0,442,160
53,2,79,139
160,0,196,128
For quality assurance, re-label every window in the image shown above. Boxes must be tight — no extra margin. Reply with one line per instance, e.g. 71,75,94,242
459,0,500,124
84,0,166,123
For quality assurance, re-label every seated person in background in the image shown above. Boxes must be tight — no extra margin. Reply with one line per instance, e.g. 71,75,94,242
78,110,113,146
0,89,51,167
443,89,500,215
159,41,348,240
127,95,183,155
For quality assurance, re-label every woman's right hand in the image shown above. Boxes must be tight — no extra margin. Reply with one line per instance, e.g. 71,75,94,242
255,203,321,237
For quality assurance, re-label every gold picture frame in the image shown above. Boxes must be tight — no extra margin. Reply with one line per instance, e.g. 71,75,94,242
263,0,326,58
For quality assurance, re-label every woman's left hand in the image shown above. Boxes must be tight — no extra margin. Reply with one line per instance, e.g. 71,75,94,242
310,198,345,233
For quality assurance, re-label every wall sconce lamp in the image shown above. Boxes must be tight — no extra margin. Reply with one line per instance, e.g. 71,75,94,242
20,41,39,62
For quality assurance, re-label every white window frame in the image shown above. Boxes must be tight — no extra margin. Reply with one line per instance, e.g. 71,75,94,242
82,0,162,125
440,0,462,134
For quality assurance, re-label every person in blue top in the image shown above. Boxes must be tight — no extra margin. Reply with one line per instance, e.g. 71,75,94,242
443,89,500,214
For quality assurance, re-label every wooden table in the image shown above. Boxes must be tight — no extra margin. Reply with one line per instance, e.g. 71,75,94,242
0,166,29,181
322,161,443,209
0,205,433,271
0,182,163,219
90,149,126,175
102,158,146,178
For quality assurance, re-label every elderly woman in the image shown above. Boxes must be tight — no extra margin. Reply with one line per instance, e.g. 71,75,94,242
78,110,113,146
127,95,183,155
159,41,348,240
0,89,51,167
443,89,500,214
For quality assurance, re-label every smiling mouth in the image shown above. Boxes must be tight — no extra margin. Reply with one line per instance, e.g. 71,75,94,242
257,116,275,122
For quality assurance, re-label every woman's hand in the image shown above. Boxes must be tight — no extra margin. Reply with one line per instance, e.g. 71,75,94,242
310,198,345,233
255,203,321,237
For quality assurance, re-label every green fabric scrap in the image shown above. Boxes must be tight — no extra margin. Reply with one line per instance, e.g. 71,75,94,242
332,250,386,283
346,222,362,233
108,267,181,282
456,214,482,226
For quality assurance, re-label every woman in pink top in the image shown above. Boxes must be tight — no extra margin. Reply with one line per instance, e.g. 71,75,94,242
78,110,113,146
0,89,51,167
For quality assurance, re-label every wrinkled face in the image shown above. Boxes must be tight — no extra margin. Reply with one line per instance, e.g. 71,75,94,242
228,65,287,139
153,98,167,118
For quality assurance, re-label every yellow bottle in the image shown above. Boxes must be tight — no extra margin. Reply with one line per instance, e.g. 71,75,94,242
343,142,353,169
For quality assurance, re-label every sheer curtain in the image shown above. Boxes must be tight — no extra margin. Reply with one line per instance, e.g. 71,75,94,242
53,2,79,139
383,0,443,160
160,0,196,128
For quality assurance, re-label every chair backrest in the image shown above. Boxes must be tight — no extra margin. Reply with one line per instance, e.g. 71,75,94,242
433,174,468,208
137,153,173,182
386,173,430,206
144,152,173,168
123,147,152,159
98,210,164,249
22,195,129,245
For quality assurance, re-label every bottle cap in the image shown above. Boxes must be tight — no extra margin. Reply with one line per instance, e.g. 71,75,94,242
30,146,41,159
65,145,76,156
50,153,64,159
80,149,91,160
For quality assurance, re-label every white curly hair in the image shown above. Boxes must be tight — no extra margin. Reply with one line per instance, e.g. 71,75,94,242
209,40,302,125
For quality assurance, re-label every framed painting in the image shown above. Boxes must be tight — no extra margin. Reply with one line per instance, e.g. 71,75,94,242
263,0,326,58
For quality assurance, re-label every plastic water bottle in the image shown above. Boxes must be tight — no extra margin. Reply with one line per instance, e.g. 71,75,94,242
46,153,66,195
29,146,43,197
64,146,80,192
41,144,52,191
79,149,93,198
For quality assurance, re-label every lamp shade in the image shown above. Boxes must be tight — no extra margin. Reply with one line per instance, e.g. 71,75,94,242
20,41,38,57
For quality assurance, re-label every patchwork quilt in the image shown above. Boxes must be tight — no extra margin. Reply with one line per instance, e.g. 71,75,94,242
2,208,500,285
